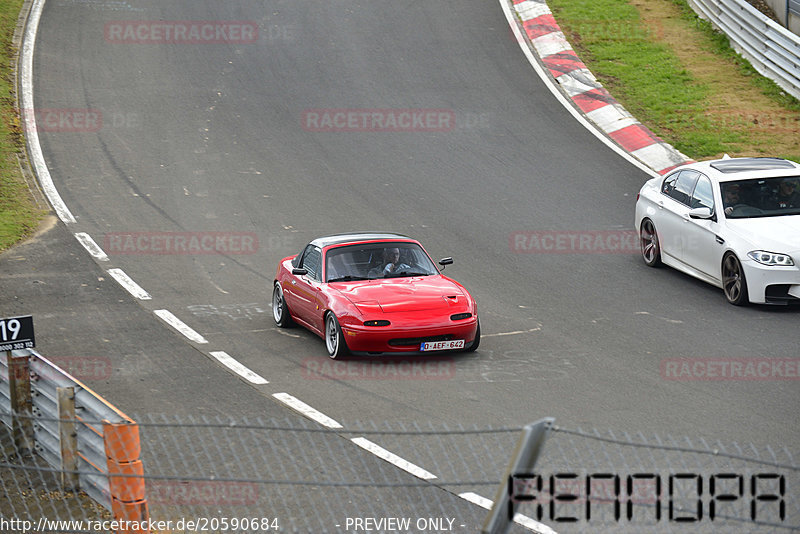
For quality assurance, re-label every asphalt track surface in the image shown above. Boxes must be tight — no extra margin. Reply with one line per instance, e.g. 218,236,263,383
2,0,798,531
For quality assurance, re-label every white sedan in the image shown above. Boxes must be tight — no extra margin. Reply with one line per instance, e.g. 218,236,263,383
634,156,800,305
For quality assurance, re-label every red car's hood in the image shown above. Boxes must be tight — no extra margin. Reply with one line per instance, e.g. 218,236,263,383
334,276,468,313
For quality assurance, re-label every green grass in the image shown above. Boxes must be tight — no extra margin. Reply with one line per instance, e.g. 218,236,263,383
0,0,45,253
668,0,800,113
546,0,799,161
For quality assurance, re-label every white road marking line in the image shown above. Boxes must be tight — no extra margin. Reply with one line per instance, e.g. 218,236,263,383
20,0,77,224
274,328,301,338
483,327,541,338
153,309,208,344
459,491,491,507
458,492,558,534
107,268,151,300
272,393,343,429
74,233,109,261
209,351,268,385
351,437,437,480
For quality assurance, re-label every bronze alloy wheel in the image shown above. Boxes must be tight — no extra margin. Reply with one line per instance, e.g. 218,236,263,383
722,254,748,306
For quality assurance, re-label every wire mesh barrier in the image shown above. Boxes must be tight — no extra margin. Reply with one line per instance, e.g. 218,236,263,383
1,412,797,533
0,422,112,532
1,349,148,530
505,425,799,534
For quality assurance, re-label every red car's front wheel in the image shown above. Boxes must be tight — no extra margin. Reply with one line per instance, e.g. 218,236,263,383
325,313,350,359
272,282,293,327
465,319,480,352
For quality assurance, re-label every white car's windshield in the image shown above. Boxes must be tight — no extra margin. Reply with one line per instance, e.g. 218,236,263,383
326,242,439,282
721,176,800,218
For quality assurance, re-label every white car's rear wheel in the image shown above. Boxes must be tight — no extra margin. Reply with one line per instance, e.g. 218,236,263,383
722,254,749,306
640,219,661,267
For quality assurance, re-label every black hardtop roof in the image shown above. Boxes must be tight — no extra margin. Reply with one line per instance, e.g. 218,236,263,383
309,232,414,249
709,157,798,174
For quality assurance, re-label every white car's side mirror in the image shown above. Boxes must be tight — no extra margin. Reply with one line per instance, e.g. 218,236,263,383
688,207,714,220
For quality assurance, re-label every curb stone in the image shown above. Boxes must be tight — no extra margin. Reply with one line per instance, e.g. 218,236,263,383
511,0,695,175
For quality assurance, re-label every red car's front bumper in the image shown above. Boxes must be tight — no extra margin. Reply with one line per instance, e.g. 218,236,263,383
340,317,478,355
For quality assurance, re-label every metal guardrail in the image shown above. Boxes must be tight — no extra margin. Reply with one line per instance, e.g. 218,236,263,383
1,349,148,531
689,0,800,99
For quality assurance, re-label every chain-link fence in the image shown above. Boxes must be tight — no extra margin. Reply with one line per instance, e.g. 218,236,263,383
1,411,797,533
510,425,798,534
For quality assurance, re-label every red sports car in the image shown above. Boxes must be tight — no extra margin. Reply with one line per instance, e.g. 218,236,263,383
272,233,480,358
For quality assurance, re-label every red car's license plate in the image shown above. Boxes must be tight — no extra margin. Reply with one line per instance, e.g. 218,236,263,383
420,339,465,351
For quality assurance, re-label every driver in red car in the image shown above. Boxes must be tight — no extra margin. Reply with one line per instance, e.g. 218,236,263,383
368,247,411,278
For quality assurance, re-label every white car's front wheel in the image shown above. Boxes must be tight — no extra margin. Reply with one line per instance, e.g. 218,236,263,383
722,254,749,306
640,219,661,267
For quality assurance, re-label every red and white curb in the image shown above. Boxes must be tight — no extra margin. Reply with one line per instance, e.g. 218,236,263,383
511,0,693,175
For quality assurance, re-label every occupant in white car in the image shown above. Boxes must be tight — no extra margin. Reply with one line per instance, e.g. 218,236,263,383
770,177,800,209
722,184,741,215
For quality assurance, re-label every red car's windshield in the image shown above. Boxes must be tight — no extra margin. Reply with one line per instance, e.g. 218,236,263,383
326,242,439,282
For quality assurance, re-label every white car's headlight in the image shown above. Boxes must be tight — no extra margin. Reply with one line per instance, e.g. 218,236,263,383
747,251,795,266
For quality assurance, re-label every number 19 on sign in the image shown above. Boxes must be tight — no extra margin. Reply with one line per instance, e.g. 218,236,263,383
0,315,35,352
